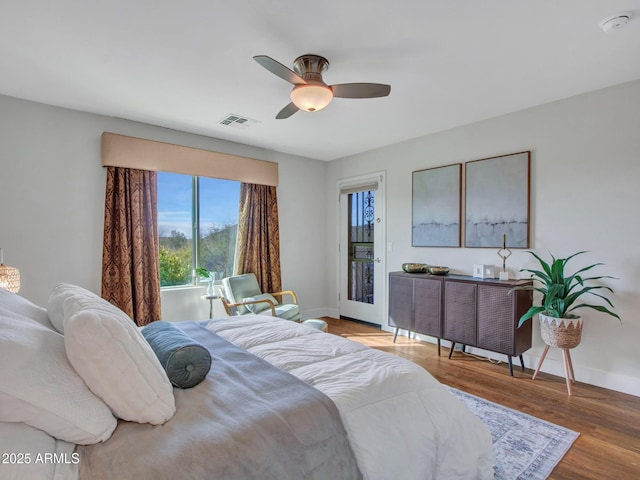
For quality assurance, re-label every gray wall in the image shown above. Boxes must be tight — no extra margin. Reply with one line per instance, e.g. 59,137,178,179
2,79,639,396
326,80,640,396
0,94,328,321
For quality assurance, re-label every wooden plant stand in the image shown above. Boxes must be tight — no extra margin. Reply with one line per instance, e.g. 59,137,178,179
532,345,576,395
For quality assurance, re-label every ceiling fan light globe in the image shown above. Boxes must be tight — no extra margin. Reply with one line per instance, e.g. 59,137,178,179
290,85,333,112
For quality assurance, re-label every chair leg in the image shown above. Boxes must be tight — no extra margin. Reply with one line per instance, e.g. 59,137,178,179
532,345,550,380
562,349,573,395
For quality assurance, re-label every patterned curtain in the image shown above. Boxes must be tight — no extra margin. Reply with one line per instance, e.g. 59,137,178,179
235,183,282,293
101,166,161,326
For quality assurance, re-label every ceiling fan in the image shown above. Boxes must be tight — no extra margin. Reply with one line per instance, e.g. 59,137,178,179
253,54,391,119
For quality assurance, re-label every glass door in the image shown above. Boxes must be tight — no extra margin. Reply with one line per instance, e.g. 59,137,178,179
338,173,385,325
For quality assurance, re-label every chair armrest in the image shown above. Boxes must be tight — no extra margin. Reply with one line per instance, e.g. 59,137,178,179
269,290,298,304
221,297,276,316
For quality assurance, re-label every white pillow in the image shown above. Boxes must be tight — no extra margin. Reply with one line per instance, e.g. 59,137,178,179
46,284,69,333
47,284,176,425
0,287,54,330
243,293,278,314
0,311,116,444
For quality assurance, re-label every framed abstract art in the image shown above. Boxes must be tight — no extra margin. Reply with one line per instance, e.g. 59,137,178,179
412,163,462,247
465,151,530,248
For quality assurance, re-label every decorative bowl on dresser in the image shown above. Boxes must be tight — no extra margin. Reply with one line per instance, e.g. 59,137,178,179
402,263,428,273
428,266,449,275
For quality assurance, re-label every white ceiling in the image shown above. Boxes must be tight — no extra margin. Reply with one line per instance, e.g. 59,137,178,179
1,1,639,161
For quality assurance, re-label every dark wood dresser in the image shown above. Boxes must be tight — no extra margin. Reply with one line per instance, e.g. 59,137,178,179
388,271,533,375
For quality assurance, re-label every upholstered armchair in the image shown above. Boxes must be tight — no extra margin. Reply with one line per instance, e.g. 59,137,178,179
220,273,300,322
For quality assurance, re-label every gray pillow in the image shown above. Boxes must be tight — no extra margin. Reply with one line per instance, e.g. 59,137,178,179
141,322,212,389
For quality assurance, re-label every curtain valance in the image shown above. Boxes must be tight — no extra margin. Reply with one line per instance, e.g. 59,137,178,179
101,132,279,186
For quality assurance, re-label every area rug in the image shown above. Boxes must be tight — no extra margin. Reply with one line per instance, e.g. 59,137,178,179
449,388,579,480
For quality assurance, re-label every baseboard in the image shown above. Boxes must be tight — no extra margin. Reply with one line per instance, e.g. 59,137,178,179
338,315,381,329
520,349,640,397
400,330,640,397
300,307,336,320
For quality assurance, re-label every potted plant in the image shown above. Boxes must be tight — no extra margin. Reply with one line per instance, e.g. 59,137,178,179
516,251,620,349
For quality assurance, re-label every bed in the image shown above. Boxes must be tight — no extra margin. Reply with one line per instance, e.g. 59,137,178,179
0,285,493,479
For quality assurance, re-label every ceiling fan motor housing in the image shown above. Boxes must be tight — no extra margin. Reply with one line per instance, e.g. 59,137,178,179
293,54,330,83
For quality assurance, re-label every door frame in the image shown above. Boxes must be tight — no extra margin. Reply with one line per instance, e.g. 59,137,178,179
336,171,386,325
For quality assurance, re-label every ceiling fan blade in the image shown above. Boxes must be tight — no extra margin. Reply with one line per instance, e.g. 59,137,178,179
276,102,300,119
331,83,391,99
253,55,307,85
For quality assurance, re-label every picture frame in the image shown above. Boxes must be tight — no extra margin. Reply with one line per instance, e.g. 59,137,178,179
465,151,530,248
412,163,462,247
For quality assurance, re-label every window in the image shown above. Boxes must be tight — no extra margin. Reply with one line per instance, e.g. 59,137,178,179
158,172,240,287
348,190,374,304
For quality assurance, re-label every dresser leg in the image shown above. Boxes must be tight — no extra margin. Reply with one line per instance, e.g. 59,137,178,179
437,338,441,357
519,354,525,370
448,342,456,359
393,328,399,343
508,356,514,376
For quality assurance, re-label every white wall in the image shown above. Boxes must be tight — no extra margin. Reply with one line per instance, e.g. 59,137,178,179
326,80,640,396
0,94,328,320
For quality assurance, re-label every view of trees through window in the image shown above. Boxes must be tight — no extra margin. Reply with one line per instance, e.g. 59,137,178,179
158,172,240,287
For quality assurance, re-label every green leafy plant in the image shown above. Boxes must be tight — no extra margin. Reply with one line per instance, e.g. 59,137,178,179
159,246,191,287
195,267,212,279
516,251,620,327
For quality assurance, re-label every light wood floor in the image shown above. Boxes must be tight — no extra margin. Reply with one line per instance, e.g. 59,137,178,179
323,317,640,480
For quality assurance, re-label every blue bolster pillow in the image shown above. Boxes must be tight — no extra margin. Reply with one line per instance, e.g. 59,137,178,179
141,321,212,389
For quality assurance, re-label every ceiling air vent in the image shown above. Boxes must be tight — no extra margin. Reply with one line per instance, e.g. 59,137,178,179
219,114,260,129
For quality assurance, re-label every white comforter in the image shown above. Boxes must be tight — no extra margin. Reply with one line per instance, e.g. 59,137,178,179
207,316,494,480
